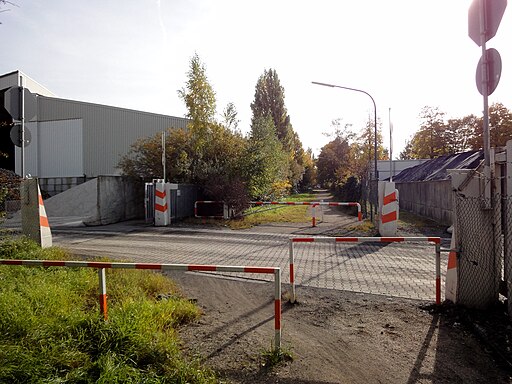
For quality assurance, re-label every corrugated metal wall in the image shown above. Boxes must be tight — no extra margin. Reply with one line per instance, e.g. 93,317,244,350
37,96,189,176
15,119,83,177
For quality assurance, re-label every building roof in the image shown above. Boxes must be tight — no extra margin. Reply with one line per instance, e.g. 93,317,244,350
392,150,484,182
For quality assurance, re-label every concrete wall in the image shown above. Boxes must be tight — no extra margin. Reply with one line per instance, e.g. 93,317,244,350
395,180,453,225
44,176,144,225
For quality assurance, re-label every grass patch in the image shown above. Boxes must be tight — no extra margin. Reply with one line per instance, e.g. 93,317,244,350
345,219,377,235
260,344,294,369
229,193,317,229
0,238,218,383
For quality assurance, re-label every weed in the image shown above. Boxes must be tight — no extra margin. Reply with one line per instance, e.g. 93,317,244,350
260,343,294,369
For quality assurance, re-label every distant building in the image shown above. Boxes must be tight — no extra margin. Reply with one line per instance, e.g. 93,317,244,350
376,159,429,181
0,70,188,193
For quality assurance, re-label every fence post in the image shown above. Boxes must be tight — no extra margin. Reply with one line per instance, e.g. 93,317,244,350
98,268,108,321
436,243,441,305
289,240,295,303
274,268,281,351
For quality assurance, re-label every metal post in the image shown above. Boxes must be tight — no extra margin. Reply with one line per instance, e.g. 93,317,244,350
435,243,441,305
20,76,25,179
162,131,166,183
274,268,281,351
289,240,295,303
479,0,493,209
98,268,108,321
389,107,393,182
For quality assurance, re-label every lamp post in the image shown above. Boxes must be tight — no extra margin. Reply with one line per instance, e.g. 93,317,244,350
312,81,378,218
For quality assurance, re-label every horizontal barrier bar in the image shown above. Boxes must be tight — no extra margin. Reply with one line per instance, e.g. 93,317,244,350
0,260,282,351
291,236,441,244
289,237,442,305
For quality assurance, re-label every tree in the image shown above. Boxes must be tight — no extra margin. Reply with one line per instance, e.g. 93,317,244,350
221,102,240,133
445,114,479,153
468,102,512,149
400,106,447,159
250,69,291,147
316,136,351,187
244,115,288,199
299,148,317,191
250,69,306,190
177,52,216,154
351,115,387,177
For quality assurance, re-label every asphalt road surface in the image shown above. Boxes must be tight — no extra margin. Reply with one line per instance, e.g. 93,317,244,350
52,217,448,303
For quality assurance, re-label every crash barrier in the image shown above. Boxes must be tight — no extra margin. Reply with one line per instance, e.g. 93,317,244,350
0,260,282,350
194,201,229,219
288,236,442,304
250,201,362,227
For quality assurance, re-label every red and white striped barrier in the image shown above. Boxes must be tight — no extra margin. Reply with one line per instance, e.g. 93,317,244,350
250,201,362,226
0,260,282,350
37,185,52,248
194,201,226,219
154,180,169,226
288,236,442,305
378,181,399,236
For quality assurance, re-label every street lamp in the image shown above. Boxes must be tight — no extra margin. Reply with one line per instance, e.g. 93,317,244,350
312,81,378,217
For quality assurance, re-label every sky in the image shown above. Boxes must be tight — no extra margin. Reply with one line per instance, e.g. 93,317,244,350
1,0,511,158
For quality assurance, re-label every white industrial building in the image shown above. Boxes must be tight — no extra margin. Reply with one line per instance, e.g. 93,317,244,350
0,70,188,194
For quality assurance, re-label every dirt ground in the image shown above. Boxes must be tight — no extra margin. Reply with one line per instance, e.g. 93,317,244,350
170,272,511,384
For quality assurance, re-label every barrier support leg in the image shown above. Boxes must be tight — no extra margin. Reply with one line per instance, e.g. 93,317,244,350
312,205,316,227
98,268,108,321
289,240,295,303
435,244,441,305
274,269,281,351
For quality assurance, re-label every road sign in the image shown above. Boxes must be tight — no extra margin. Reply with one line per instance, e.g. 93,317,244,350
468,0,507,46
4,87,37,121
10,124,32,147
476,48,502,96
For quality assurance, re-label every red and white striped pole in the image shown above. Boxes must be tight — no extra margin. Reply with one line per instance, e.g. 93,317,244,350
289,236,442,304
98,268,108,321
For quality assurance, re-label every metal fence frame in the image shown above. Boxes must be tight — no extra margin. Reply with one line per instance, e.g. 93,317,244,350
288,236,442,304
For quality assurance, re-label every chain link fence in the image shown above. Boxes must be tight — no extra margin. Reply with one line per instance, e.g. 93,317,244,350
454,193,503,309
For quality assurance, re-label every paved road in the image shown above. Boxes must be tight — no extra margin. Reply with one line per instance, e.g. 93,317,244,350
52,217,447,303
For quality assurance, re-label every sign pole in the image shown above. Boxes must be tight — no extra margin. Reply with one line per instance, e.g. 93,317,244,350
480,0,491,169
20,76,25,179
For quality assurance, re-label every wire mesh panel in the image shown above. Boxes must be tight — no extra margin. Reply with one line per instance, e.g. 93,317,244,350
454,194,502,309
503,196,512,310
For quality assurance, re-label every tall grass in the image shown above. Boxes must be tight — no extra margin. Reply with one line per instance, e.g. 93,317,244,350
0,238,218,383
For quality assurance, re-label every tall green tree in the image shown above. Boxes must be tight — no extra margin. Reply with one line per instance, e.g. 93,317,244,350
317,136,351,187
178,52,216,154
250,69,306,190
244,115,288,199
250,69,291,147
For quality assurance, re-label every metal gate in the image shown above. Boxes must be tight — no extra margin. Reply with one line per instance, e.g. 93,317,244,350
144,182,199,224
